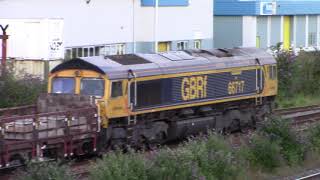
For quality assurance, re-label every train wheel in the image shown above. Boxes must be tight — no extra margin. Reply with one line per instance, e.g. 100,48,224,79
9,154,25,167
82,142,94,155
222,110,242,133
145,131,167,150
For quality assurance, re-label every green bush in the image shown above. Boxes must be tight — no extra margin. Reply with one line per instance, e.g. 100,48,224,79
147,148,194,180
262,118,305,166
89,133,243,180
292,51,320,95
17,161,75,180
90,150,148,180
244,135,281,172
308,124,320,154
275,49,296,98
276,49,320,107
184,134,241,180
0,70,46,108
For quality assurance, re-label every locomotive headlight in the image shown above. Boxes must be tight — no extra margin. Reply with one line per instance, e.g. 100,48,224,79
74,70,81,77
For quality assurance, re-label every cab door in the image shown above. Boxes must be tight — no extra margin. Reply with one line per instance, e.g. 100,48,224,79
263,65,278,96
107,80,129,118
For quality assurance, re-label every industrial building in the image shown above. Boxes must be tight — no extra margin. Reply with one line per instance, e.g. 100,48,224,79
0,0,213,61
214,0,320,51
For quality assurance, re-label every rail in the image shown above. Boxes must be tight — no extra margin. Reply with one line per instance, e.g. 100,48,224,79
295,171,320,180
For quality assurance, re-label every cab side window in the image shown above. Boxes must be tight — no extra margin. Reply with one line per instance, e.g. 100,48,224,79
269,65,277,79
111,81,123,98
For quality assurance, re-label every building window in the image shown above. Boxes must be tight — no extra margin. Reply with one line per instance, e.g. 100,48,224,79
77,48,83,57
83,48,88,57
117,44,125,55
98,44,125,56
64,43,126,59
95,46,101,56
158,42,171,52
65,49,72,60
194,40,201,49
309,32,317,47
89,47,94,56
177,41,188,50
72,48,77,59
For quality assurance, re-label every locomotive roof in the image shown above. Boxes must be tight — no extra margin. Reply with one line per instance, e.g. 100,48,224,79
51,47,276,80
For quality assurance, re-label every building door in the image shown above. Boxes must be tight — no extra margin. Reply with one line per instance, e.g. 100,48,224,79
256,36,261,48
158,42,170,52
283,16,291,50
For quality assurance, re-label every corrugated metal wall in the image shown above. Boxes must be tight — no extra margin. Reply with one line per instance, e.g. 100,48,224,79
257,16,268,49
8,60,63,79
296,16,306,47
215,0,320,16
308,15,317,46
214,16,243,48
271,16,281,46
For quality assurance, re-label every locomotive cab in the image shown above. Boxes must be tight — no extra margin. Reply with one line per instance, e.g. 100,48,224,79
48,60,130,121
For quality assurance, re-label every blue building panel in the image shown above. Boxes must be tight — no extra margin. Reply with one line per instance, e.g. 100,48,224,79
215,0,320,16
277,2,320,15
215,1,258,15
141,0,189,6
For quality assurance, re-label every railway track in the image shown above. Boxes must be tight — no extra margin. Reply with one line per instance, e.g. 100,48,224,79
275,104,320,128
72,159,94,180
295,172,320,180
274,104,320,116
279,169,320,180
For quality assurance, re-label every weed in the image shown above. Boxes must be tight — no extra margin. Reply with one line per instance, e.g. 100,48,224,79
262,118,305,166
17,161,75,180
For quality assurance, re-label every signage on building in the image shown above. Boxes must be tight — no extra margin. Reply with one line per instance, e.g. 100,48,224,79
48,19,64,60
260,2,277,15
0,19,64,60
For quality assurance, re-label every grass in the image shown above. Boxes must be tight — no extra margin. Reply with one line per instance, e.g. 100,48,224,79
18,123,320,180
17,161,75,180
276,93,320,109
89,134,244,180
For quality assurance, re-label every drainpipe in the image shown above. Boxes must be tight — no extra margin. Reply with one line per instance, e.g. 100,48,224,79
0,25,9,73
154,0,159,53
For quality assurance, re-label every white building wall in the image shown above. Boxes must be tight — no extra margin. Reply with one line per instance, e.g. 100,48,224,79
134,0,213,42
0,0,134,47
242,16,257,47
0,0,213,59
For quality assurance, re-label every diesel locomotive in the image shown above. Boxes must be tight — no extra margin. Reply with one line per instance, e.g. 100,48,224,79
0,47,277,167
49,47,277,149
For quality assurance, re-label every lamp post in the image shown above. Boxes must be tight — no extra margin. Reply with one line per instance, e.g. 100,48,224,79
132,0,136,53
154,0,159,53
0,25,9,74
